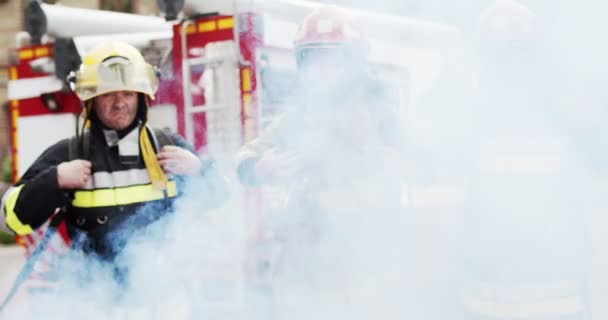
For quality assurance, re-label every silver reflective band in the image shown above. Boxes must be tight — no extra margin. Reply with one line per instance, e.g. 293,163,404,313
82,169,151,190
0,216,13,235
0,189,15,235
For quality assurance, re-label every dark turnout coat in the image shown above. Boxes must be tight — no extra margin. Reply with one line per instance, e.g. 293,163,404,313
1,124,227,259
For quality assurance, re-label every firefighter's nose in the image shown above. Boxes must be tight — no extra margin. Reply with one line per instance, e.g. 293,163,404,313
114,94,128,108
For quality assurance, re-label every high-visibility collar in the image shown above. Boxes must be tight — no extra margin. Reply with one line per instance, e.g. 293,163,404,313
102,124,140,165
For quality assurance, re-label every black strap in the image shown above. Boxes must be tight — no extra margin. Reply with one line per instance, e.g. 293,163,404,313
68,133,90,161
152,128,175,150
150,128,176,205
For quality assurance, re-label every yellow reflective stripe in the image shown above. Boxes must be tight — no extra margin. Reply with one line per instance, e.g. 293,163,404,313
2,185,34,236
241,68,252,91
9,67,17,80
185,24,196,35
198,21,216,32
218,17,234,30
19,49,33,60
34,47,49,57
242,93,252,115
72,181,177,208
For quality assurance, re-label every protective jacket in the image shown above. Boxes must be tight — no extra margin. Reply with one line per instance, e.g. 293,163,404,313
1,123,224,259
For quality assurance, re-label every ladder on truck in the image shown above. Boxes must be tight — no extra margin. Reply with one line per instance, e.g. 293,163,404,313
179,17,255,161
177,15,256,320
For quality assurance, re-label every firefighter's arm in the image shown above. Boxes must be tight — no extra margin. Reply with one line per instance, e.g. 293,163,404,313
236,138,273,187
0,140,71,236
236,119,285,187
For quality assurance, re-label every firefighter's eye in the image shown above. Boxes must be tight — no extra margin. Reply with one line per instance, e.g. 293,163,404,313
98,92,115,99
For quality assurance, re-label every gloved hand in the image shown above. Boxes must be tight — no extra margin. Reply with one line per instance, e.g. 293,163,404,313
57,160,92,189
157,145,202,176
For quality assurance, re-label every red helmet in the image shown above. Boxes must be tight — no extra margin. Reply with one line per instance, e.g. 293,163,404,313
294,6,369,55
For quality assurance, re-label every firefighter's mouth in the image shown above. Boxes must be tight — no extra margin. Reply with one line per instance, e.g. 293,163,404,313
111,112,129,118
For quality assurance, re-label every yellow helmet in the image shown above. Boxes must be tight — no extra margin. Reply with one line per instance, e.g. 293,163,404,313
73,42,158,101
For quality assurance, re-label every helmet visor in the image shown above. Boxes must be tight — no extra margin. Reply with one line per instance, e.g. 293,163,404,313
74,57,158,101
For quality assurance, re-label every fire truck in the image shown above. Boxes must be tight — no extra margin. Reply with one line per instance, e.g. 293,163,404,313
4,0,460,313
8,0,461,176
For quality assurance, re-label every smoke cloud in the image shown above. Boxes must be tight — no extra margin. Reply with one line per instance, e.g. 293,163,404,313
3,1,608,319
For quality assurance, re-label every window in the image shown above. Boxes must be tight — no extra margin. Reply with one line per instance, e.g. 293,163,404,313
99,0,134,13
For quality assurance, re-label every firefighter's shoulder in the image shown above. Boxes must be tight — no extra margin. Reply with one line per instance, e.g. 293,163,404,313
27,137,74,170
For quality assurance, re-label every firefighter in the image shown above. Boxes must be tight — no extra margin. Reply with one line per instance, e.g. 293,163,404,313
238,6,401,187
455,1,591,319
237,6,407,320
0,42,227,262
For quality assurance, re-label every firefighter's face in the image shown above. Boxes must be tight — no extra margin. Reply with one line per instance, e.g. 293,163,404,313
93,91,139,130
298,47,348,82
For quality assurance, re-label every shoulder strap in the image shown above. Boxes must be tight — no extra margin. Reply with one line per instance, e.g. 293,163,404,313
68,133,90,160
152,128,175,151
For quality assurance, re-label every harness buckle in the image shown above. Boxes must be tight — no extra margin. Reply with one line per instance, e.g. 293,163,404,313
97,216,109,224
76,216,86,226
